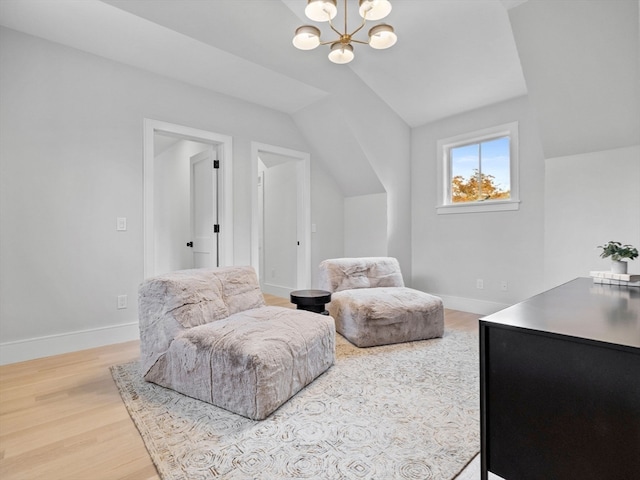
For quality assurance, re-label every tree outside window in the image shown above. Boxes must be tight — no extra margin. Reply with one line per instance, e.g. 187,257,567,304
450,136,510,203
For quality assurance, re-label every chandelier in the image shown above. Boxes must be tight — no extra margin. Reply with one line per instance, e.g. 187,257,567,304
292,0,397,64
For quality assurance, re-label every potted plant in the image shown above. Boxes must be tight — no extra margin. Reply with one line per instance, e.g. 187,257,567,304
597,241,638,274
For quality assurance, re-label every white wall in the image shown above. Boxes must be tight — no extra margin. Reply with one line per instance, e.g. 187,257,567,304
291,74,412,281
330,82,413,281
344,193,388,257
0,27,344,364
544,145,640,289
310,161,345,288
5,2,635,363
508,0,640,291
411,96,546,314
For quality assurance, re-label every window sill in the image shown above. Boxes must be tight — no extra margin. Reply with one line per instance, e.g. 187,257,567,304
436,200,520,215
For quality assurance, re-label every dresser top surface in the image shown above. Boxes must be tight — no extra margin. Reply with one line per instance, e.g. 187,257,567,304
480,277,640,349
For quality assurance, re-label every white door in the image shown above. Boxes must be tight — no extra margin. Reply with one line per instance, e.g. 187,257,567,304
190,147,218,268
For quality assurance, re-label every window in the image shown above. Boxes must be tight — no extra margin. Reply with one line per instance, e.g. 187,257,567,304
436,122,519,214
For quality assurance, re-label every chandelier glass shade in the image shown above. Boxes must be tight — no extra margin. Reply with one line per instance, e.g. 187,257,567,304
305,0,338,21
358,0,391,20
292,0,397,64
368,23,396,49
292,25,322,50
328,42,354,64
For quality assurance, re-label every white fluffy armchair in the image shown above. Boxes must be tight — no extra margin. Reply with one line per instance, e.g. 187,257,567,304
138,266,335,420
318,257,444,347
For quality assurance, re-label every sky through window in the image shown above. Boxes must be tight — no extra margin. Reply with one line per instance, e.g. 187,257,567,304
451,136,510,192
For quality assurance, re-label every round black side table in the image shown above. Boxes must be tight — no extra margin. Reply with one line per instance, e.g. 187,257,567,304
290,289,332,315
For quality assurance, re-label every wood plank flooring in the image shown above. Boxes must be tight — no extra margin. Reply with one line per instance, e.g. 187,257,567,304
0,294,480,480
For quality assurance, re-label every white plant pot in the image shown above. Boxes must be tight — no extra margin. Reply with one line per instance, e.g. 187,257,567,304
611,260,628,274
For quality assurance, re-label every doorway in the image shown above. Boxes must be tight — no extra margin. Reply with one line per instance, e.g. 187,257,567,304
143,119,233,278
190,147,219,269
251,143,311,296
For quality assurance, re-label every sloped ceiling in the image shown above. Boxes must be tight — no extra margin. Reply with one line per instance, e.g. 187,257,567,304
509,0,640,158
0,0,528,128
293,98,386,196
0,0,328,114
0,0,533,198
2,0,637,185
330,0,528,126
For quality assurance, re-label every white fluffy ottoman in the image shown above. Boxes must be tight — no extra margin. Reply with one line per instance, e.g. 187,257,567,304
318,257,444,347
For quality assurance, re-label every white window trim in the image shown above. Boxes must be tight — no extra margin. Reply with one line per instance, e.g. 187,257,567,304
436,121,520,214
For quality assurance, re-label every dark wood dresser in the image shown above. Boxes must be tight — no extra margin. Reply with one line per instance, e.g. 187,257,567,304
479,277,640,480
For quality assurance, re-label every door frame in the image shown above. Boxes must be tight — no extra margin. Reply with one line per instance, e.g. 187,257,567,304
144,119,233,278
251,142,311,291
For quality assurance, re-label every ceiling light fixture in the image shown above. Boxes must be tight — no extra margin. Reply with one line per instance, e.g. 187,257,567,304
293,0,397,64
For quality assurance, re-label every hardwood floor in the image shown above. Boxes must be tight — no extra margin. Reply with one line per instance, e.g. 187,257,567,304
0,295,480,480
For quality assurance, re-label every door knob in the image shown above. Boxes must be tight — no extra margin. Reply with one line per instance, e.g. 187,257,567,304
186,241,193,247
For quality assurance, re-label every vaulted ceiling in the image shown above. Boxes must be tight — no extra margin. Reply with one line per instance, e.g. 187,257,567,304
2,0,636,196
0,0,528,128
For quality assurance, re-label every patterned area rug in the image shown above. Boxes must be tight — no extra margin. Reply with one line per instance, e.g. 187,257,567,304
111,330,479,480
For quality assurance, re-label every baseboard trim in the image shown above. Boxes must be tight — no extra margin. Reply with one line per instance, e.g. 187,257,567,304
261,283,293,299
437,294,510,316
0,321,140,365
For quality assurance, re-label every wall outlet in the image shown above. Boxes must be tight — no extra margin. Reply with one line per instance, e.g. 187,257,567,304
117,295,127,309
476,279,484,290
501,281,508,291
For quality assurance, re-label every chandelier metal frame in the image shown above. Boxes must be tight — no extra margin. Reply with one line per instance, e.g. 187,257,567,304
293,0,397,64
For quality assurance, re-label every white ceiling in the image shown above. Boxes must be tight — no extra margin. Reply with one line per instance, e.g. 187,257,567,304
0,0,528,127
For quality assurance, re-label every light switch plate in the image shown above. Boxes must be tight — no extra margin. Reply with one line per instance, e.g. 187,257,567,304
117,217,127,231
